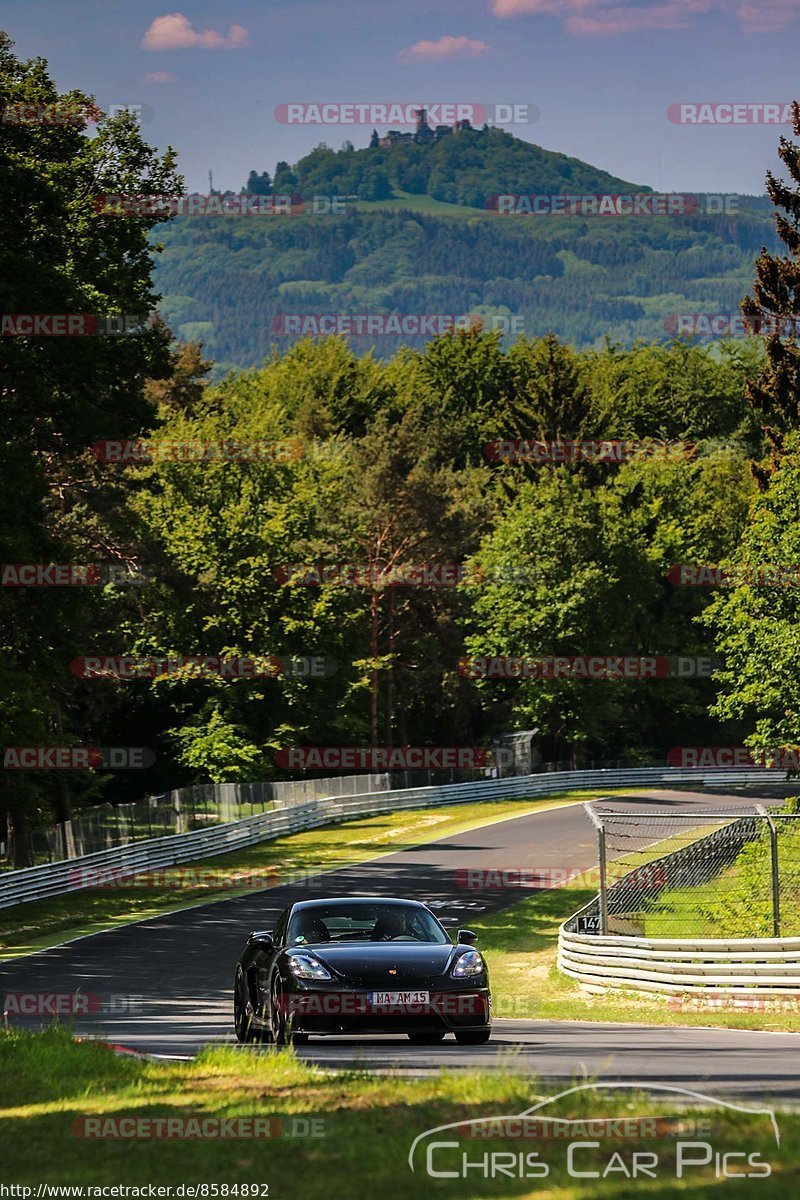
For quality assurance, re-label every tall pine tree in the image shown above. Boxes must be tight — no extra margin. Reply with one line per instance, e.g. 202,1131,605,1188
742,100,800,482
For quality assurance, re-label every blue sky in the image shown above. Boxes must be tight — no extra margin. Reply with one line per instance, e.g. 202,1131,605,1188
3,0,799,193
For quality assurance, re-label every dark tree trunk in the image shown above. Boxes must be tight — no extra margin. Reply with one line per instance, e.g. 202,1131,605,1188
53,774,70,824
5,781,33,868
385,588,396,747
370,589,379,746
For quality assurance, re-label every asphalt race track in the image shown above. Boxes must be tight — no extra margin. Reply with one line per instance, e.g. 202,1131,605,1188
2,788,799,1100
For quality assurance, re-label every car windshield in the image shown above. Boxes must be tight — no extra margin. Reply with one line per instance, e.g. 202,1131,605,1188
287,902,449,946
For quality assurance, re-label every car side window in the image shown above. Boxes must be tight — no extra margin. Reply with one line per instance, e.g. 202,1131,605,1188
273,909,289,947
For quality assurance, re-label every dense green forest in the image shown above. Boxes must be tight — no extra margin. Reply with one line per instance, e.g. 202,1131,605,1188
4,36,800,855
154,200,779,376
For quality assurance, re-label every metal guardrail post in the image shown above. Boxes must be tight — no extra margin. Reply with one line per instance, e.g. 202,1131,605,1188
583,801,608,934
756,804,781,937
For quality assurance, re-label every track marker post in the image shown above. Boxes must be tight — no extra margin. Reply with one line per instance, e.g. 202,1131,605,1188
583,801,609,934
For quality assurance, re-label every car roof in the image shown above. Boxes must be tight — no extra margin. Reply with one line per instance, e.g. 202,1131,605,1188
290,897,429,912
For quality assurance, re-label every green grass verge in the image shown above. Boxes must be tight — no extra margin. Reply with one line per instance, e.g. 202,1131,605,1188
0,1028,794,1196
0,794,593,960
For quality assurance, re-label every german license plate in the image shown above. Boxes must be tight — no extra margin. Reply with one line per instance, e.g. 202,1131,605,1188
369,990,430,1006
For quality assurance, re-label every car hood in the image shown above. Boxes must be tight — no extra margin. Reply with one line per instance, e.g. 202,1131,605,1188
290,942,459,984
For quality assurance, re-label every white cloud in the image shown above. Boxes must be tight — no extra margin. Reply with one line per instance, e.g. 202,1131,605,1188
398,35,491,62
142,13,249,51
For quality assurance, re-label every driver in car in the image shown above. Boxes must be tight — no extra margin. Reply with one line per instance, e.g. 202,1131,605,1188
292,915,330,945
372,910,413,941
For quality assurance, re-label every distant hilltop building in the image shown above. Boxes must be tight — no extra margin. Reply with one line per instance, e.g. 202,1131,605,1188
374,107,477,149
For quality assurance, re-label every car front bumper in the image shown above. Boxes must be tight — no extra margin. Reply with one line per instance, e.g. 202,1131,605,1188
275,984,492,1034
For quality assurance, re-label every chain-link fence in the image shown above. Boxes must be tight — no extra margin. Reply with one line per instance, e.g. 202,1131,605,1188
0,767,495,868
0,754,646,870
581,804,800,938
0,774,393,867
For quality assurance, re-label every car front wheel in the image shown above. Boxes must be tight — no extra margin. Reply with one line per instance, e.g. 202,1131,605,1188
269,977,309,1046
234,966,271,1044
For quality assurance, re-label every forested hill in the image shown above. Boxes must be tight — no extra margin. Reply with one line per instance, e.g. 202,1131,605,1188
151,127,778,376
259,126,649,207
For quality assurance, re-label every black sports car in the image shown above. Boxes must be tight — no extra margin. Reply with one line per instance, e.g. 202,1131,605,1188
233,896,492,1045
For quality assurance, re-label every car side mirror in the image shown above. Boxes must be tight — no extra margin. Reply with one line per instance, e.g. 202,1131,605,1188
457,928,478,945
249,930,274,951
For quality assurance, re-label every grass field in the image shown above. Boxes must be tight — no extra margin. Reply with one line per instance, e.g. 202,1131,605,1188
0,1028,794,1197
350,189,489,216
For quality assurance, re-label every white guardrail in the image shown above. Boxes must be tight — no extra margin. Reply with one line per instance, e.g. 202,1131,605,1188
0,765,785,912
558,926,800,996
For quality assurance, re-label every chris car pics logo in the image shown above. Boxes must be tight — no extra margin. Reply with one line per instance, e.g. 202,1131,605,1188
408,1083,779,1181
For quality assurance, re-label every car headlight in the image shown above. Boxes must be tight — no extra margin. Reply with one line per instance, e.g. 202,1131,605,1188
287,952,333,981
451,949,484,978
